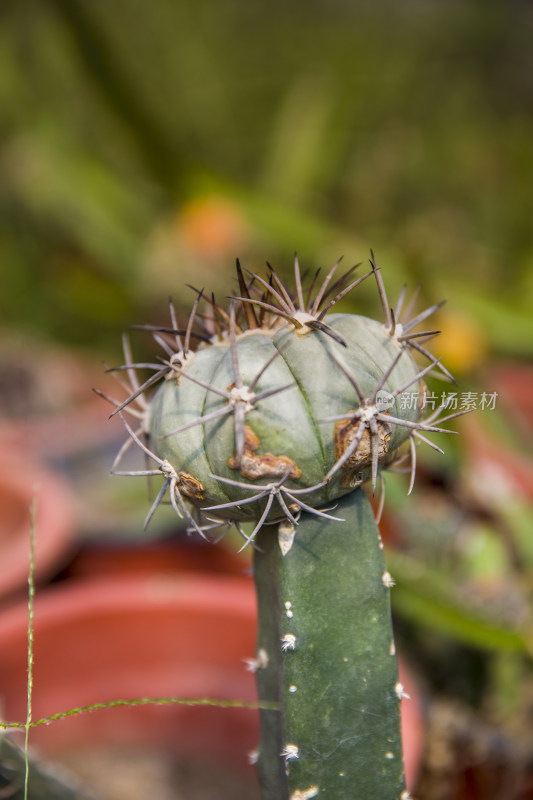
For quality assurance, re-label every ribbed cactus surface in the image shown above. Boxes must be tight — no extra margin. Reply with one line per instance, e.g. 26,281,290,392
105,255,459,799
149,311,425,522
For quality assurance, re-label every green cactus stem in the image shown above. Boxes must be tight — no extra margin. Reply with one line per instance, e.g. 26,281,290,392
103,253,464,799
254,488,405,800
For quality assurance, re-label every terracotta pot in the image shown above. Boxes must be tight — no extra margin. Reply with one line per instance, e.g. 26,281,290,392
0,573,423,792
489,362,533,440
63,536,252,582
460,361,533,502
0,336,123,459
0,575,259,775
0,453,76,603
460,409,533,502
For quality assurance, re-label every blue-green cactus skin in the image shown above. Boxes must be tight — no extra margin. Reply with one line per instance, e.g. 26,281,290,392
149,314,422,520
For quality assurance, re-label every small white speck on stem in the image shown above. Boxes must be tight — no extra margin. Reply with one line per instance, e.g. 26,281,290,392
395,681,410,700
382,571,395,588
281,743,299,762
289,787,319,800
243,648,269,672
281,633,296,651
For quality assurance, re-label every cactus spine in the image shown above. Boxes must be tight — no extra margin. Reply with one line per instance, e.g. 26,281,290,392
105,254,460,799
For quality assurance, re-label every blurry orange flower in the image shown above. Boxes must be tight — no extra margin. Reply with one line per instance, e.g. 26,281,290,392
431,310,487,375
178,195,249,258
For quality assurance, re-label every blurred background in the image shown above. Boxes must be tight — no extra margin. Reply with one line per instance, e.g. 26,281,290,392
1,1,533,798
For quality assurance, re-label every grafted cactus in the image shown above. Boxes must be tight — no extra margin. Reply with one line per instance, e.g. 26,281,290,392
103,254,462,800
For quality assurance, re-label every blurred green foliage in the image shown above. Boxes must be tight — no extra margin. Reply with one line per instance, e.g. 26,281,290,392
1,0,532,361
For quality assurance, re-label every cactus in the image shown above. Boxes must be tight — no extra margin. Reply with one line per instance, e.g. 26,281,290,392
103,254,461,799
